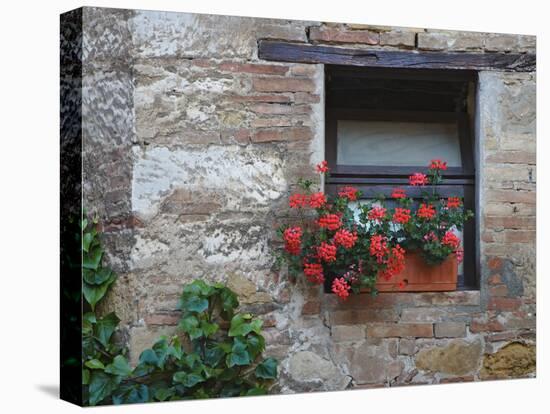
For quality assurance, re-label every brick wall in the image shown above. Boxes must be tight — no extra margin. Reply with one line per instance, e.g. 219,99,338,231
78,7,536,391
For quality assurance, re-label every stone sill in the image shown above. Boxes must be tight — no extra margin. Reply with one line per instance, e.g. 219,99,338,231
323,290,481,310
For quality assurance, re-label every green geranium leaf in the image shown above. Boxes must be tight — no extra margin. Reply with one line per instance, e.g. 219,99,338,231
105,355,132,377
85,359,105,370
255,358,278,380
95,312,120,348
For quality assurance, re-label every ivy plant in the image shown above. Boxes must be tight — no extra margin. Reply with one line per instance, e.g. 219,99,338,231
81,218,278,405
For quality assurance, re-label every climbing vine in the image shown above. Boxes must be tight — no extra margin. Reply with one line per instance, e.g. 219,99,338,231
81,217,278,405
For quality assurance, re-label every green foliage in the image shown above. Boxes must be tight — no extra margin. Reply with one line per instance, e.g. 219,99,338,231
81,218,278,406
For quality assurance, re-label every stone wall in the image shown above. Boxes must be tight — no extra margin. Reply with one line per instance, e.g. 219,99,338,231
77,6,536,391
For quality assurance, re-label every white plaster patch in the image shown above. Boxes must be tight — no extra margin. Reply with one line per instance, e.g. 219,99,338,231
132,146,287,221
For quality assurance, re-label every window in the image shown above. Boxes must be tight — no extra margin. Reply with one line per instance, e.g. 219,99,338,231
325,66,478,289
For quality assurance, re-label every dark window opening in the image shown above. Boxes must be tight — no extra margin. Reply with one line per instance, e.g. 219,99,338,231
325,66,479,289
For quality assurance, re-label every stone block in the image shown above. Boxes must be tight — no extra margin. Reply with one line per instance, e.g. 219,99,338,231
331,325,366,342
309,26,379,45
480,342,535,379
415,339,482,375
380,30,416,47
367,323,433,338
434,322,467,338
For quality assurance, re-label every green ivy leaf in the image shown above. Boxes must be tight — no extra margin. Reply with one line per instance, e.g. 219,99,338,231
184,296,209,313
83,369,90,385
255,358,278,380
83,246,103,270
105,355,132,377
154,387,175,401
95,312,120,348
179,315,199,333
246,333,265,359
227,338,251,367
246,387,267,396
201,321,219,338
139,349,159,367
83,274,115,310
228,313,253,337
83,267,113,285
85,359,105,370
88,371,120,406
82,232,93,253
173,372,205,388
204,345,226,367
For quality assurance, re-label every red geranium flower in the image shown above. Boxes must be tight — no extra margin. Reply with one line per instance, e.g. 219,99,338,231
391,188,407,199
316,160,329,174
392,208,411,224
338,186,359,201
332,277,351,300
283,227,302,255
317,242,337,262
309,192,327,208
318,214,342,231
289,193,308,209
379,245,406,280
369,234,389,263
334,229,358,249
409,173,428,186
446,197,462,209
368,207,387,222
429,159,448,171
442,231,461,250
417,203,436,220
303,262,324,284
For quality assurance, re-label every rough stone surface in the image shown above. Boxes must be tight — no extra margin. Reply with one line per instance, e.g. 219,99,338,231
415,340,482,376
480,342,536,379
74,6,536,394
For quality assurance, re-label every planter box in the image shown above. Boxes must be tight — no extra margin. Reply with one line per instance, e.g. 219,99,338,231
324,252,457,293
371,252,457,292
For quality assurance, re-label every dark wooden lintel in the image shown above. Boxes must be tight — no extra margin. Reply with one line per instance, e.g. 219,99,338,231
258,40,536,72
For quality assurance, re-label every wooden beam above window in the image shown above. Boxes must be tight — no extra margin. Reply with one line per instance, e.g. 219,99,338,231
258,40,536,72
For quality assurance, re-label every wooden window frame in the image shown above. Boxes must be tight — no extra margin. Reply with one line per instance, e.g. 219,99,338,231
324,67,479,289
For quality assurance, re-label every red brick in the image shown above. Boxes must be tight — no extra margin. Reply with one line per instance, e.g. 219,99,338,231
470,319,504,333
486,190,536,204
486,151,536,165
367,323,433,338
229,94,291,103
251,127,312,143
218,62,289,75
485,216,536,230
487,257,503,271
488,274,503,285
489,285,509,297
488,297,522,311
251,118,293,128
145,313,180,326
504,230,535,243
252,78,316,93
293,92,320,104
290,65,317,77
302,300,321,315
250,103,310,115
331,325,366,342
309,26,379,45
330,309,399,325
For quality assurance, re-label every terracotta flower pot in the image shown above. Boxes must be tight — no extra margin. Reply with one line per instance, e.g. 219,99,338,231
370,252,457,292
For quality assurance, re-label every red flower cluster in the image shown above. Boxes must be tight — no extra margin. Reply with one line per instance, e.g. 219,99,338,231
309,192,327,208
409,173,428,186
303,262,324,284
334,229,358,249
338,186,359,201
446,197,462,209
283,227,302,255
423,231,438,242
379,245,406,281
369,234,389,263
442,231,461,250
391,188,407,199
393,208,411,224
318,214,342,231
417,203,436,219
331,277,351,300
317,242,337,262
429,159,448,171
289,193,308,209
368,207,387,222
316,160,329,174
